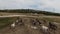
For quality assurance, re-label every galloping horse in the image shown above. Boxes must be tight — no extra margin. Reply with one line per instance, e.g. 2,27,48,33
10,22,16,32
48,22,57,34
10,22,15,29
15,17,24,26
32,19,36,26
49,22,57,30
35,19,41,25
40,24,50,34
32,18,42,26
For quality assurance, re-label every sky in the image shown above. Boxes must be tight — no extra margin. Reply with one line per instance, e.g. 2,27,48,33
0,0,60,13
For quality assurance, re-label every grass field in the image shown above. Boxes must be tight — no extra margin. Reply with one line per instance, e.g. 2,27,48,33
0,17,17,29
0,13,60,34
41,17,60,23
0,16,60,29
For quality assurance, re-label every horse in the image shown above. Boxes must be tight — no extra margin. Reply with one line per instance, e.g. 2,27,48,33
35,19,41,25
32,19,42,26
49,22,57,30
40,24,50,34
48,22,57,34
31,19,36,26
10,22,15,28
30,26,38,30
15,18,24,26
10,22,16,32
15,20,19,25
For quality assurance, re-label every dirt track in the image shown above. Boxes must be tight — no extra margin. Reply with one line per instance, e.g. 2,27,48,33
0,14,60,18
0,23,60,34
0,22,42,34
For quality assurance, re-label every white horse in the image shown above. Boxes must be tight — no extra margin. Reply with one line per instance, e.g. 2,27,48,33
40,25,50,34
10,22,16,29
10,22,16,32
31,26,38,30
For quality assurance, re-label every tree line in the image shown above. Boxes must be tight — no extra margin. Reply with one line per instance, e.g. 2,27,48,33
0,9,60,16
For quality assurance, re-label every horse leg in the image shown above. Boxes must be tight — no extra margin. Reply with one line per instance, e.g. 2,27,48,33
48,29,51,34
53,29,57,34
12,27,16,32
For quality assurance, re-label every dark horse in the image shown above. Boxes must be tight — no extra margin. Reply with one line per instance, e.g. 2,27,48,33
49,22,57,30
35,19,41,25
48,22,57,34
32,19,36,26
15,17,24,26
32,18,41,26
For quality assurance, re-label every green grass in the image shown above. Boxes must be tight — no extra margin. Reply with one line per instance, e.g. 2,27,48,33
40,17,60,23
0,17,17,29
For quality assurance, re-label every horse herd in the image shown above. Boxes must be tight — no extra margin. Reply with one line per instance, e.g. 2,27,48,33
10,17,59,34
